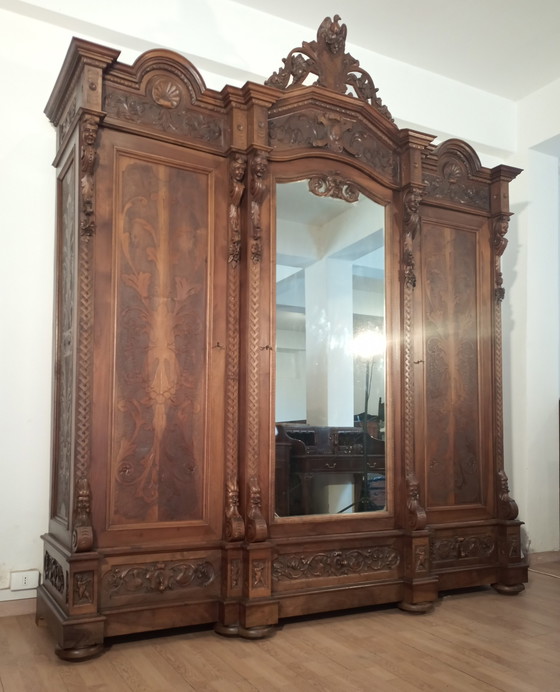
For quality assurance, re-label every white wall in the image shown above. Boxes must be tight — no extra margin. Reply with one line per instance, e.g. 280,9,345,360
0,0,558,602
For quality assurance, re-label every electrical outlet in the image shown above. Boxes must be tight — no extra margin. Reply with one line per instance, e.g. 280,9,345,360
10,570,40,591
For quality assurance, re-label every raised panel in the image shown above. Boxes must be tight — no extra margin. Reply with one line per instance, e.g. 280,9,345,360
421,218,484,508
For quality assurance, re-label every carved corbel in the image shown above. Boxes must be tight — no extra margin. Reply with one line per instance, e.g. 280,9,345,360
406,472,427,530
79,114,100,237
492,214,510,302
72,477,93,552
497,469,519,521
245,475,268,542
402,186,423,288
249,150,268,263
228,153,247,265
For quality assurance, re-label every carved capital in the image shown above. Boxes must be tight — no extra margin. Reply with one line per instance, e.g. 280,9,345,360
497,469,519,520
406,472,427,530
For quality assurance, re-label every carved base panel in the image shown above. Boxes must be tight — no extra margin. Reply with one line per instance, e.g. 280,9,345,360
276,581,404,619
104,600,220,638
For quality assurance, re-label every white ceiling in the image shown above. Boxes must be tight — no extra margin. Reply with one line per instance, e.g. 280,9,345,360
235,0,560,100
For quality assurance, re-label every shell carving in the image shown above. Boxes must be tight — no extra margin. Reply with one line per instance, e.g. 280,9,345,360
151,79,181,109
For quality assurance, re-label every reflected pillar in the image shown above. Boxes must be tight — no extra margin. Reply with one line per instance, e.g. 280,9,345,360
305,257,354,427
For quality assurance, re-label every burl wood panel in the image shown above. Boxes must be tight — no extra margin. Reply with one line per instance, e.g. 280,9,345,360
110,153,210,525
53,159,76,524
422,220,482,507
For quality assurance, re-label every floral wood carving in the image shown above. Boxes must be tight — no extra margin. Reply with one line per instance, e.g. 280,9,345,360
423,157,490,210
104,85,224,147
308,173,359,202
103,559,216,597
272,546,400,581
403,186,422,288
265,15,394,123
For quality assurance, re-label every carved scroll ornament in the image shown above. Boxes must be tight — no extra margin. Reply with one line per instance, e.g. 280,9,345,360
265,15,393,123
308,173,359,202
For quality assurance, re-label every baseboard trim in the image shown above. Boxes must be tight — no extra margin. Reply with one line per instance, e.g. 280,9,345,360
529,550,560,564
0,597,36,617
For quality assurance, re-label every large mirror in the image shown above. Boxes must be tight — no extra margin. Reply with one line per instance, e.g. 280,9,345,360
274,179,386,517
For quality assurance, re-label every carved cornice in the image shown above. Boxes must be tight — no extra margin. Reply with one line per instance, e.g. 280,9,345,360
273,546,400,581
265,15,393,123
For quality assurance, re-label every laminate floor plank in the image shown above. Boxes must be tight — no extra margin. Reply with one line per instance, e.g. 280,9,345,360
0,570,558,692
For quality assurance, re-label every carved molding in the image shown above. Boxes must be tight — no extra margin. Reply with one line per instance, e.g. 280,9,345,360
273,546,400,581
102,559,216,597
265,15,393,123
44,552,65,597
431,535,495,563
308,173,359,202
245,150,269,543
269,111,398,181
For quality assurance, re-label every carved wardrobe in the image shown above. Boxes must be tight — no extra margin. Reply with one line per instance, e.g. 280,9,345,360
37,16,527,660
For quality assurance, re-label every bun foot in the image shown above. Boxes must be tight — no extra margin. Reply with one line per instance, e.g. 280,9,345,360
214,622,240,637
55,643,104,661
492,582,525,595
398,600,435,614
238,625,275,639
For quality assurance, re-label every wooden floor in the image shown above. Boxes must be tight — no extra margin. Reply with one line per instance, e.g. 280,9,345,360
1,566,559,691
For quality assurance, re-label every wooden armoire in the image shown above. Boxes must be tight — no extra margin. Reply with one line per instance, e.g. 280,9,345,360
37,16,527,660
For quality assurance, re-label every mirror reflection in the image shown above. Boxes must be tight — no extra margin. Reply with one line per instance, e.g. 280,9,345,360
275,180,386,517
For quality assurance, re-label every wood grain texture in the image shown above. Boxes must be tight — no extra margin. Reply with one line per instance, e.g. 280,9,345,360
3,570,559,690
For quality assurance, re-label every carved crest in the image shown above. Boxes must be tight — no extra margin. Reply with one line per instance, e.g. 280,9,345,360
265,15,393,123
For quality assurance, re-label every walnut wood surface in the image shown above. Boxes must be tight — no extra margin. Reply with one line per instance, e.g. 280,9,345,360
39,16,526,659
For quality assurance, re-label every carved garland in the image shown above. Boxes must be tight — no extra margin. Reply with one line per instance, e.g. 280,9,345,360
402,185,427,530
265,15,393,123
224,153,247,541
72,114,100,553
273,547,400,581
245,150,269,542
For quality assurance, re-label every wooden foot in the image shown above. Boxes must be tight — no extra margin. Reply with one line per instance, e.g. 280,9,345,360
214,622,240,637
492,582,525,595
238,625,275,639
398,600,435,614
55,643,104,662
